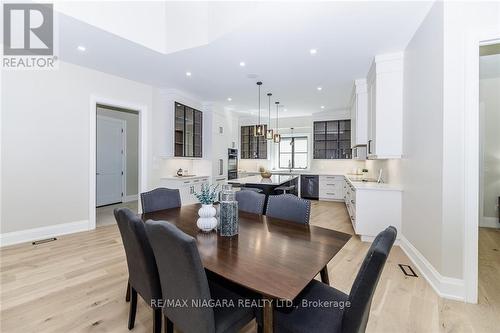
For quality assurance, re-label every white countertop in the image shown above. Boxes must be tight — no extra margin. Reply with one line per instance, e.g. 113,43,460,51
161,175,210,180
237,170,402,191
228,174,299,186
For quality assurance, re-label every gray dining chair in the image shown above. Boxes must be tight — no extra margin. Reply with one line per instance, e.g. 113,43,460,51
236,190,266,214
114,208,163,333
140,187,181,213
266,194,311,224
144,220,257,333
273,226,397,333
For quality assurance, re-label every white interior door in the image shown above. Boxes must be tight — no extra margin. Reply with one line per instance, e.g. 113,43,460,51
97,115,124,206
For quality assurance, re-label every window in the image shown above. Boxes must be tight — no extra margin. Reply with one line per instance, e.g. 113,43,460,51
279,136,308,169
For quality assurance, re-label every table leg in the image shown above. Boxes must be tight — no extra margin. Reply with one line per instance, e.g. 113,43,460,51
263,297,274,333
320,265,330,285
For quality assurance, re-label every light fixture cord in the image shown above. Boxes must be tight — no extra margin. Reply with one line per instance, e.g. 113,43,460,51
258,83,261,125
268,94,271,127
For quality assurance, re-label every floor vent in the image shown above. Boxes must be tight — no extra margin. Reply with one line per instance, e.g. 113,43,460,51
398,264,418,277
32,237,57,245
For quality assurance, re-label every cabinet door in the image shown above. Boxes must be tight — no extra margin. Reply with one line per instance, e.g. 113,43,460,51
184,107,194,157
174,103,184,157
367,75,376,156
194,110,202,157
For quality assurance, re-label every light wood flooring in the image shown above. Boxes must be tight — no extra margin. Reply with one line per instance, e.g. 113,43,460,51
1,201,499,332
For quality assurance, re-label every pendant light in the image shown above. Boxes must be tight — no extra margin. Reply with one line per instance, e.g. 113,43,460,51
290,127,295,147
266,93,274,140
273,102,281,143
254,82,264,136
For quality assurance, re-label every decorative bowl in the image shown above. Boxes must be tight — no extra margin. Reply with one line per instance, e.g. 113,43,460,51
260,171,272,178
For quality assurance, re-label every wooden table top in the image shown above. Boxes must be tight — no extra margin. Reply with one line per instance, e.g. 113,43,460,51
142,204,351,300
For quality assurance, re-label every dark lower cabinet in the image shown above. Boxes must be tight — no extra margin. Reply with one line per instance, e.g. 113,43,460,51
175,102,203,158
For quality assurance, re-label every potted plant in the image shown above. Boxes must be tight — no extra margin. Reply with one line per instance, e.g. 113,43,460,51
194,184,219,232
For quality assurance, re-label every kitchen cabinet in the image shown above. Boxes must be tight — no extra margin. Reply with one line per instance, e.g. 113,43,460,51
343,177,401,241
366,52,404,159
240,125,268,159
159,176,210,205
319,175,344,201
313,120,352,159
174,102,203,158
350,79,368,149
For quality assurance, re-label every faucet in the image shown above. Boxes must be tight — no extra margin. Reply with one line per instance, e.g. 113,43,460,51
377,169,384,183
288,160,293,173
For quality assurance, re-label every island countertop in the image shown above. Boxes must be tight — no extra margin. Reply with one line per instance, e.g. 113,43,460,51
228,175,299,186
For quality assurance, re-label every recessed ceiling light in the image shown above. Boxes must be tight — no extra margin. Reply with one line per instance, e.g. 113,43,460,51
77,45,86,51
239,61,246,67
321,106,325,109
310,49,317,55
284,108,288,112
186,71,192,77
317,86,322,91
227,97,232,101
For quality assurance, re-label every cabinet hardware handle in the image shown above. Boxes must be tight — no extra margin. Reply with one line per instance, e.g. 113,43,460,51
351,200,355,204
184,181,190,183
368,140,372,154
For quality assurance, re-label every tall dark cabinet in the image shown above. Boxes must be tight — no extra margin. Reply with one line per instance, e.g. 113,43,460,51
313,120,352,159
240,125,268,159
175,102,203,158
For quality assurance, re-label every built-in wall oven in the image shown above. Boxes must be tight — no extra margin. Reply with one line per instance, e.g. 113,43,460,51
228,149,238,180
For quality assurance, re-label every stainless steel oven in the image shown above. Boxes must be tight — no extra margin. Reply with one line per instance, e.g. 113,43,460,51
228,149,238,180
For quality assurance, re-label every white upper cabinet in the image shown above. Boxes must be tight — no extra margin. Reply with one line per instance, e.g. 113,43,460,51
350,78,368,148
366,52,404,159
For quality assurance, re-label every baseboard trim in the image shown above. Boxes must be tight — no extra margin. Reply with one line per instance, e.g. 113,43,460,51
123,195,138,203
480,216,499,228
399,236,465,301
0,220,90,247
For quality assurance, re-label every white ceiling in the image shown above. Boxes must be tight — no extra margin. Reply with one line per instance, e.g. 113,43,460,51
58,1,434,117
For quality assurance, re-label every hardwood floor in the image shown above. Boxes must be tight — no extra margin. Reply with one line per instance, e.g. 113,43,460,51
1,201,499,332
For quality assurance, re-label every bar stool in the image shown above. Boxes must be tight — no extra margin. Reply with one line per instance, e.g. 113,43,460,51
274,184,296,194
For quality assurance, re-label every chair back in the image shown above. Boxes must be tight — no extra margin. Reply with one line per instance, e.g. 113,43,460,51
114,208,162,305
342,226,397,333
266,194,311,224
141,188,181,213
236,190,266,214
145,220,215,333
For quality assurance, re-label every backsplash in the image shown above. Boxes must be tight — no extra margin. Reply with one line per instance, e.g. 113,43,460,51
364,159,401,184
161,158,212,177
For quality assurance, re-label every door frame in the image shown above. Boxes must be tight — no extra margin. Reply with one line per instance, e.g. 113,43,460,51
463,29,500,303
89,95,148,230
96,114,127,207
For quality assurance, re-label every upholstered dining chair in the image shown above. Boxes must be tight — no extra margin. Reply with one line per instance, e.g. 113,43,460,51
273,226,397,333
235,190,266,214
140,188,181,214
144,220,257,333
114,208,163,333
266,194,311,224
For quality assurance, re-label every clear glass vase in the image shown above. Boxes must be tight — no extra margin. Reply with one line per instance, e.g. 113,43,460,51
219,185,239,236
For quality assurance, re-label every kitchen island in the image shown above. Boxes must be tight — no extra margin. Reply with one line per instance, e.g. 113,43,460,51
229,175,299,208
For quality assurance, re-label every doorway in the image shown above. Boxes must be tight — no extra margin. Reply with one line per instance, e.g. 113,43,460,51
96,104,139,226
477,43,500,305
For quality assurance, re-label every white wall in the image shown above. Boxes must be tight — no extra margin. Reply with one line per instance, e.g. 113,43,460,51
1,61,154,235
480,74,500,224
399,1,445,273
97,107,139,197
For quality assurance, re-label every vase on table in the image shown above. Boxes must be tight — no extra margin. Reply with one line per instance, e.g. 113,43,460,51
197,204,218,232
219,185,239,237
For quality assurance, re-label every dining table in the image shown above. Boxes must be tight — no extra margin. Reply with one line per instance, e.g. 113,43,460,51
142,204,351,333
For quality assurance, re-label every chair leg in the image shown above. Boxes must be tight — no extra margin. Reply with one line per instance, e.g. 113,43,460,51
153,308,162,333
128,288,137,330
320,266,330,285
164,314,173,333
125,281,130,302
257,324,263,333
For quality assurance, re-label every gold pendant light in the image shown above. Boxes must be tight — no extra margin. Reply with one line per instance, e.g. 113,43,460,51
273,102,281,143
266,93,274,140
254,82,264,136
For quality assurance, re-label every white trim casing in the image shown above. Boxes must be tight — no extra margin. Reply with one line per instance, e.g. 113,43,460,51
0,220,89,247
90,95,148,230
400,236,465,301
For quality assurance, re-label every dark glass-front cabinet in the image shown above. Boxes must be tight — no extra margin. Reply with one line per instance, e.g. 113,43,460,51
241,125,267,159
174,102,203,157
313,120,352,159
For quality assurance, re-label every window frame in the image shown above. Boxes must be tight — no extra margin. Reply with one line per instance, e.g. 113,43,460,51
278,136,308,169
